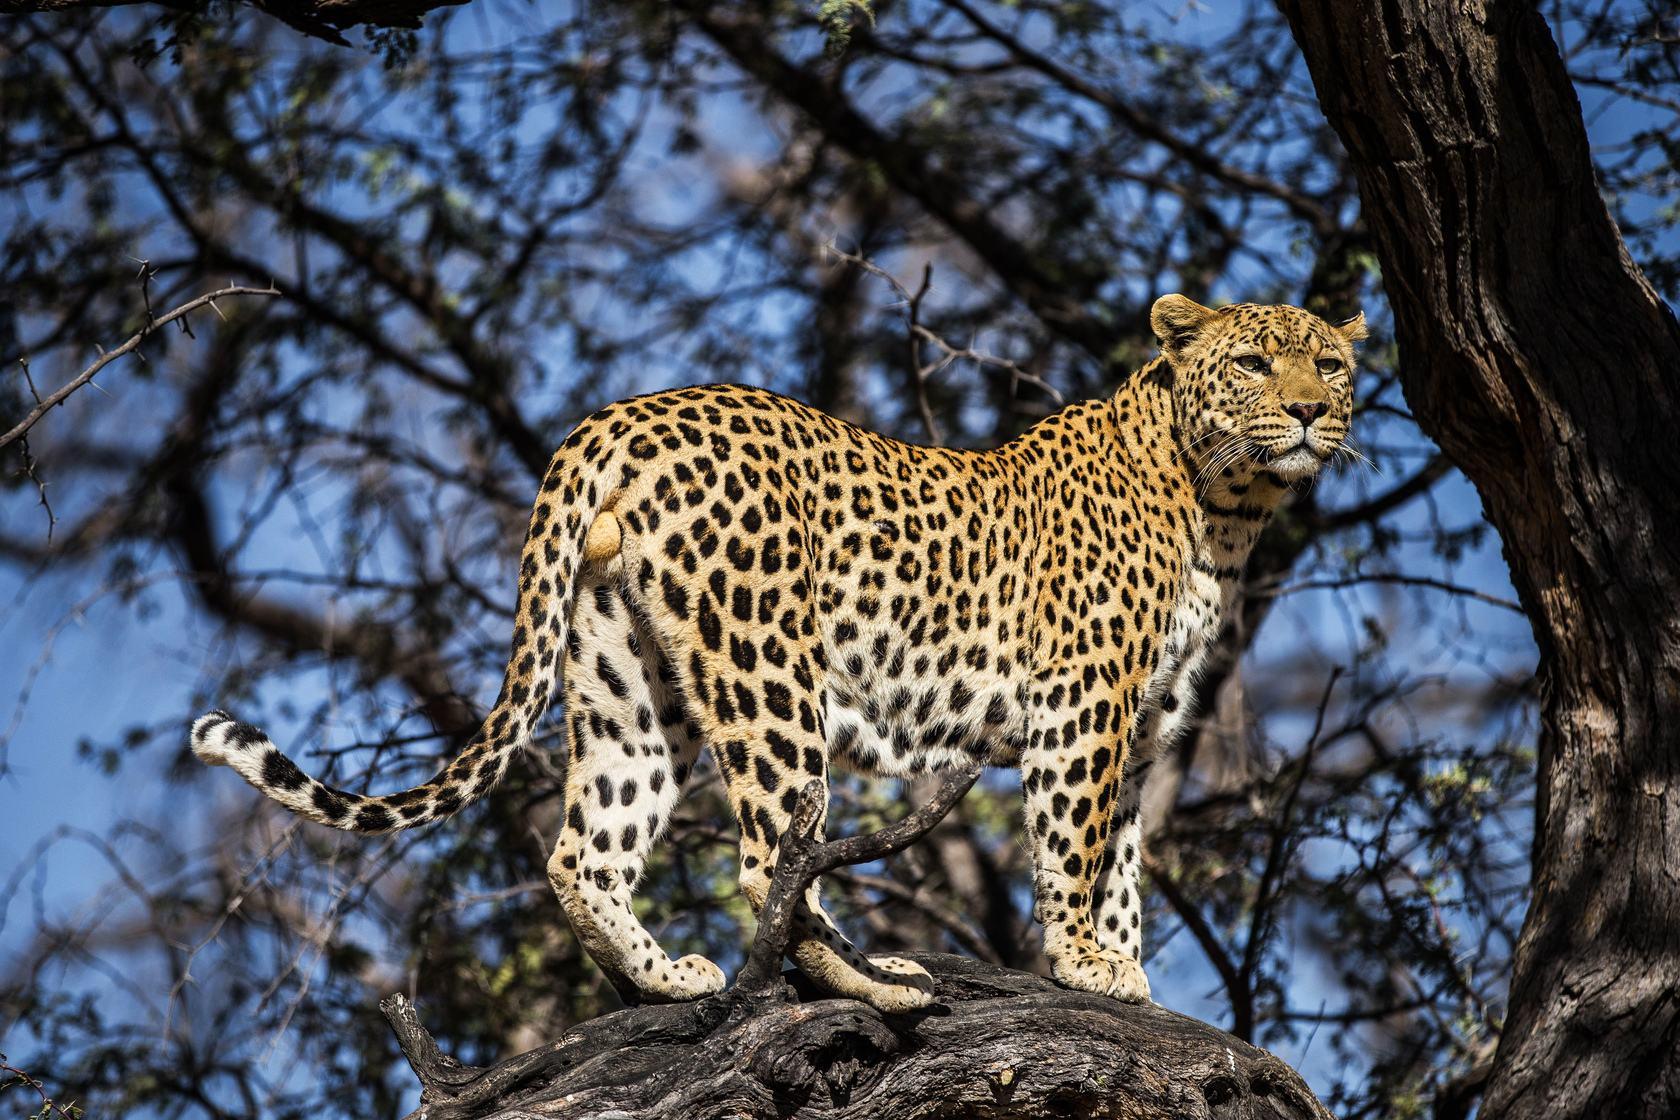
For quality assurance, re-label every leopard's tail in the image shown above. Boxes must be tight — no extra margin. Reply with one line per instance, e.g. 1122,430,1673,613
190,431,620,834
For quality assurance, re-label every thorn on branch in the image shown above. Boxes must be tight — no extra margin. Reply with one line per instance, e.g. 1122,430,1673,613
0,284,281,455
16,436,56,544
130,256,158,330
0,1053,81,1120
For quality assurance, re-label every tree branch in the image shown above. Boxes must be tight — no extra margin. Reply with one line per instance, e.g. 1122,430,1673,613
0,0,467,46
735,761,983,994
2,284,278,452
377,952,1334,1119
677,0,1128,366
939,0,1334,230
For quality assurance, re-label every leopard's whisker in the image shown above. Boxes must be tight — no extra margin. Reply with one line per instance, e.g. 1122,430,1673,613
1191,435,1242,494
1195,436,1254,498
1335,441,1382,477
1175,424,1234,468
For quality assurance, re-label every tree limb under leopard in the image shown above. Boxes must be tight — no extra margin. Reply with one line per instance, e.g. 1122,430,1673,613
380,771,1329,1120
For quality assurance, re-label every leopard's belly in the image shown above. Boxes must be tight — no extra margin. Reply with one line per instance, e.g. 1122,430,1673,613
820,625,1030,778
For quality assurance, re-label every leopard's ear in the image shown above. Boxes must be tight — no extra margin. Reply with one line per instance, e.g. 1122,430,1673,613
1150,294,1216,358
1335,311,1369,343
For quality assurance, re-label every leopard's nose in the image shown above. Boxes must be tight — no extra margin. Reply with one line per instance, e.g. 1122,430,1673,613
1284,401,1328,426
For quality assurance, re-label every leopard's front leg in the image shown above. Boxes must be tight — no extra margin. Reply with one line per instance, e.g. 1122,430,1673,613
1089,634,1215,966
1022,674,1151,1003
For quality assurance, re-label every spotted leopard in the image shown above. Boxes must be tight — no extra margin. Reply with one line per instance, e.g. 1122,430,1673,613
191,295,1365,1012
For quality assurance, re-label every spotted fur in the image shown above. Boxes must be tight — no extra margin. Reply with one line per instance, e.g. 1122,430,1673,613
191,296,1365,1011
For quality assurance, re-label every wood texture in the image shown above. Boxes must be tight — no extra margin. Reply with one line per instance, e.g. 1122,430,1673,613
383,954,1333,1120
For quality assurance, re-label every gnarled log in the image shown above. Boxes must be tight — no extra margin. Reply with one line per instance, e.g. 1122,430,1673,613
383,954,1331,1120
382,765,1328,1120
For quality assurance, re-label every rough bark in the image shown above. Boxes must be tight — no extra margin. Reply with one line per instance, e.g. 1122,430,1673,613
1277,3,1680,1118
382,954,1332,1120
380,765,1330,1120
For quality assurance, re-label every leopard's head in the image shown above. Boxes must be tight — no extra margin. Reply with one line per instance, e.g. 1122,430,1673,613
1151,295,1367,483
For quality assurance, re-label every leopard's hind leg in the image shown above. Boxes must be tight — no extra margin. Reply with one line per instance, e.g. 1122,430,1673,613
547,564,724,1003
633,552,934,1013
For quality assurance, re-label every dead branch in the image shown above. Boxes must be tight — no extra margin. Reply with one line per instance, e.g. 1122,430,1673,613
2,284,279,452
734,761,982,993
824,246,1066,440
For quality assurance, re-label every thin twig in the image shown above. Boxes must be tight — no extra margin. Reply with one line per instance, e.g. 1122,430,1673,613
830,866,1002,964
1142,849,1242,1008
1235,667,1342,1040
823,245,1063,437
1,284,280,451
1257,573,1523,613
2,1053,82,1119
904,262,941,445
11,358,57,540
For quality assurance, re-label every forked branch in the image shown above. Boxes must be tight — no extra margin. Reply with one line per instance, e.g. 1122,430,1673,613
734,760,984,993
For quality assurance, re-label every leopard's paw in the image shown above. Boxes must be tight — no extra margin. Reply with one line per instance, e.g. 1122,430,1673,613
858,955,935,1012
1050,945,1152,1003
797,946,935,1012
641,954,727,1002
671,954,729,997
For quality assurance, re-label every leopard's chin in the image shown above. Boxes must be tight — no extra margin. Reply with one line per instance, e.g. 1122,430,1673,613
1261,444,1324,480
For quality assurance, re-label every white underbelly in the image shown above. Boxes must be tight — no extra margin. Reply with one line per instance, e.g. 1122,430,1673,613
821,632,1026,777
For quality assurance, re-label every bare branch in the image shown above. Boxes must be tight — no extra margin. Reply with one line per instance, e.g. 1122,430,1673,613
2,284,279,452
824,245,1065,441
939,0,1335,230
1235,667,1341,1040
735,761,984,995
1142,849,1244,1012
1260,573,1524,613
683,0,1128,363
0,0,467,46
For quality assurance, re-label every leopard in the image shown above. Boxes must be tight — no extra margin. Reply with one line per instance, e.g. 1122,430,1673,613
191,295,1366,1013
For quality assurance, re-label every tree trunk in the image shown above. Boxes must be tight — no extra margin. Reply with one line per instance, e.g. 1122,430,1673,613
1277,3,1680,1117
383,953,1332,1120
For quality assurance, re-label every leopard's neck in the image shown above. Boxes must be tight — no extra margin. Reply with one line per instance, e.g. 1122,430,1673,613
1107,361,1292,580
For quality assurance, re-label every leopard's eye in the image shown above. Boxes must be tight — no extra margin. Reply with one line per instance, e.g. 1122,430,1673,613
1234,354,1269,374
1316,358,1344,377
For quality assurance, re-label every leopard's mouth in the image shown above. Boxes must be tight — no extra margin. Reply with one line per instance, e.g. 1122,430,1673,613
1256,438,1330,479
